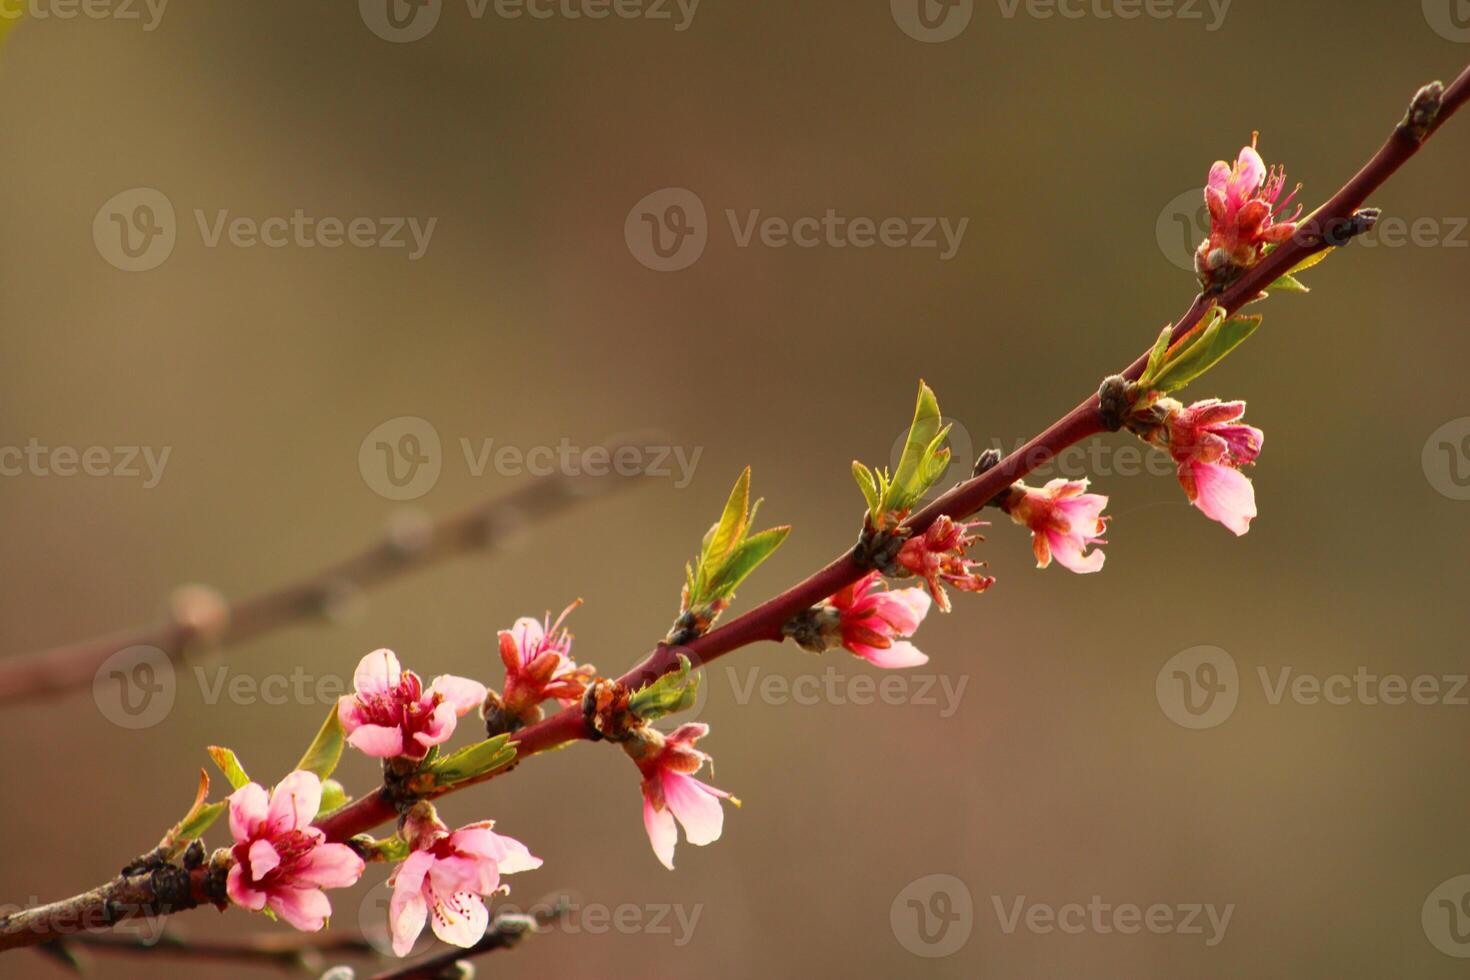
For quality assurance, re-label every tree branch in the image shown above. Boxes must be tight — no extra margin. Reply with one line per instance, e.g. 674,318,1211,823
0,435,658,706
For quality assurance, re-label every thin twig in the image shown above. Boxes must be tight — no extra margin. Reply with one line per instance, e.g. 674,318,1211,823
0,434,659,706
58,927,376,971
365,903,567,980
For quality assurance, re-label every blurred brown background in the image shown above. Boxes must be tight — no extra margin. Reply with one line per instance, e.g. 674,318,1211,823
1,1,1469,977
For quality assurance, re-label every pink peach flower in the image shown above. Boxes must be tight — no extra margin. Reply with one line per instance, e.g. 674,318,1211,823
337,649,486,760
1196,136,1302,287
635,723,737,870
825,571,932,668
1006,479,1109,574
1162,398,1264,536
388,810,542,957
894,515,995,613
499,601,595,715
225,771,365,931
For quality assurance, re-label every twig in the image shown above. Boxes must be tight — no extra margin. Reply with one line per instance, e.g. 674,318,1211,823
58,927,376,971
0,435,658,706
365,903,567,980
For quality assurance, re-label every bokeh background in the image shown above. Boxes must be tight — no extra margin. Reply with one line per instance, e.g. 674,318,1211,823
1,2,1468,977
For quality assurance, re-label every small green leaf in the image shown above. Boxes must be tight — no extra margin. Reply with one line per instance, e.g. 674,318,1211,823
424,734,517,788
177,801,226,842
852,461,881,521
294,704,346,781
887,381,946,512
705,525,791,600
1288,248,1333,276
1269,273,1310,293
207,746,251,790
160,769,226,854
1149,310,1262,395
351,833,411,863
628,654,700,721
702,467,751,567
1141,324,1175,386
318,778,351,817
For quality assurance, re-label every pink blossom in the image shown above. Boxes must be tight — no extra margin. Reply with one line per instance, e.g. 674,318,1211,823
894,515,995,613
225,771,365,931
388,809,542,957
634,723,738,870
498,601,595,717
1196,136,1302,287
1005,479,1109,574
1161,398,1264,536
825,571,932,668
337,649,486,760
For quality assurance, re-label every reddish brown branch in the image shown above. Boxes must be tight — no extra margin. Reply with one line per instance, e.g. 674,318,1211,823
0,436,656,706
316,62,1470,846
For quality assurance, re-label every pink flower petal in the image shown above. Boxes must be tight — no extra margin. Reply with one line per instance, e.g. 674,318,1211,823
247,839,281,882
226,863,267,911
353,648,402,698
875,587,931,636
662,771,726,848
227,782,269,842
336,694,366,734
412,702,458,749
430,890,489,948
859,640,930,669
267,886,332,932
294,843,365,890
1190,460,1257,536
266,771,322,833
509,617,545,664
643,795,678,870
665,722,710,748
346,724,405,758
1047,528,1106,574
389,889,428,958
428,675,488,716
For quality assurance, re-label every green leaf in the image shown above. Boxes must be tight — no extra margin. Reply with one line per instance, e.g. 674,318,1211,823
423,734,517,788
852,461,881,521
702,467,751,567
160,769,226,854
207,746,251,790
887,381,946,511
1149,309,1262,395
1288,249,1333,276
705,525,791,599
294,704,346,781
318,778,351,817
1141,324,1175,385
177,801,226,842
1269,273,1310,293
351,833,410,862
628,654,700,721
